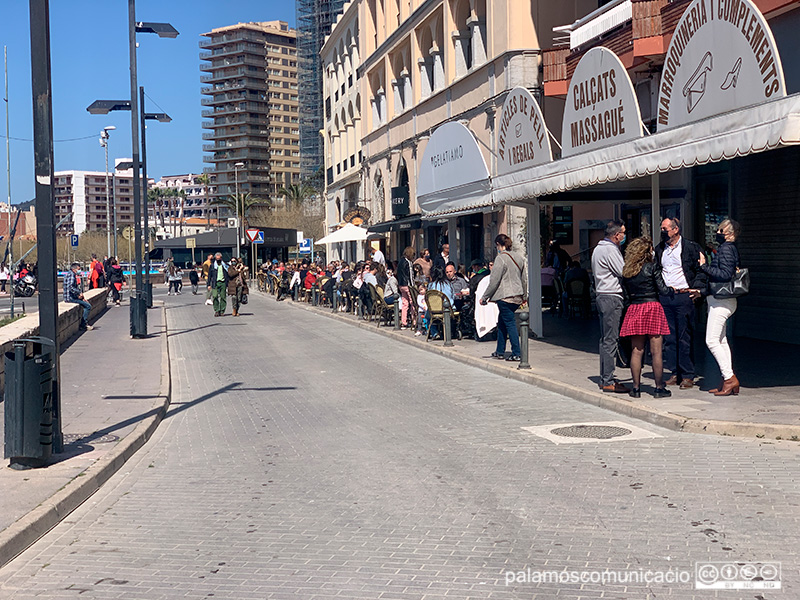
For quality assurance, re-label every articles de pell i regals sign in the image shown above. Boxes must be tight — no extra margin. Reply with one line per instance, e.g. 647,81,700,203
497,87,552,174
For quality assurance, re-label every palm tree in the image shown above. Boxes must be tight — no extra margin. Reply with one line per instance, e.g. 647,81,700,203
210,192,263,229
175,189,187,237
147,188,165,230
197,173,212,230
276,183,315,207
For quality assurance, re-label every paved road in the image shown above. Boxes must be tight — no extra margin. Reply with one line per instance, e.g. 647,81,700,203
0,294,39,316
0,290,797,599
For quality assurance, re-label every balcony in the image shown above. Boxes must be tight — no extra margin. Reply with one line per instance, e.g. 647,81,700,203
200,68,248,83
200,54,266,73
203,139,271,152
199,30,266,49
553,0,632,50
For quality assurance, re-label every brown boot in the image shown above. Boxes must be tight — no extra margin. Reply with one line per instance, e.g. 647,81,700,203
708,381,723,393
713,375,740,396
665,375,678,386
233,309,239,317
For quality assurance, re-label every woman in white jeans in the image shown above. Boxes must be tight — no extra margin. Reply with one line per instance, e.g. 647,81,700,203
698,219,741,396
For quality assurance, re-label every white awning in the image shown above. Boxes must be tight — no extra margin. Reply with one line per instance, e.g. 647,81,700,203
316,223,369,245
417,121,492,216
491,93,800,206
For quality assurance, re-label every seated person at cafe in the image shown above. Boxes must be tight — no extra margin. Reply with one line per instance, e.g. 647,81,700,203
359,262,379,315
445,262,469,311
541,263,559,311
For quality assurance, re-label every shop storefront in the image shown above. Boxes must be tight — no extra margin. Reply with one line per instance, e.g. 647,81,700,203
421,0,800,343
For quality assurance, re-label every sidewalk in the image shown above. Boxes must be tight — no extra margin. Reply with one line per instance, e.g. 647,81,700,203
277,293,800,440
0,300,170,568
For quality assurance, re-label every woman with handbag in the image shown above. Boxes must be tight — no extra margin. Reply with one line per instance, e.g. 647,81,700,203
480,234,528,362
227,257,249,317
699,218,742,396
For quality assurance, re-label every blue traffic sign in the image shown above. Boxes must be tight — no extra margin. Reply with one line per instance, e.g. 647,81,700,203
252,231,264,244
298,238,312,254
70,234,79,248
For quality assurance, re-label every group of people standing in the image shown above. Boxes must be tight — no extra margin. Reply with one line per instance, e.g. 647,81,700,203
87,254,127,306
200,253,249,317
593,217,742,398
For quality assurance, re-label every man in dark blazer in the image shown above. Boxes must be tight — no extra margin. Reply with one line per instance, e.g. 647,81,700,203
654,218,707,389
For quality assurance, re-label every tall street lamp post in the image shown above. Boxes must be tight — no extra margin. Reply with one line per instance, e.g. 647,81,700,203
99,125,116,258
29,0,63,457
126,3,177,336
87,99,170,309
234,161,244,259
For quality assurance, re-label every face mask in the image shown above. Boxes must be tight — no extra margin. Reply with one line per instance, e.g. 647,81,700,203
660,230,670,244
715,233,727,244
619,234,626,245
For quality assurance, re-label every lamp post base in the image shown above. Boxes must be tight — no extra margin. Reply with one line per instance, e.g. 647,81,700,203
130,292,148,338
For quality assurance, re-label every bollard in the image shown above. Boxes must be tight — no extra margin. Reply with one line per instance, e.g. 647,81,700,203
517,310,531,369
332,289,339,313
442,304,453,347
312,286,318,306
292,282,299,301
393,299,400,330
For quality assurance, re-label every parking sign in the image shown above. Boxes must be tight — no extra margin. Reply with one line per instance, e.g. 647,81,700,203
70,234,79,248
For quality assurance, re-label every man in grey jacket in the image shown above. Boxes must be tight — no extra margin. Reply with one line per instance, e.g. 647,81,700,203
591,220,629,393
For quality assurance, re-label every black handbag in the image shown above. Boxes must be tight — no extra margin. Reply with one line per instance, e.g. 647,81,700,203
240,293,249,305
710,267,750,299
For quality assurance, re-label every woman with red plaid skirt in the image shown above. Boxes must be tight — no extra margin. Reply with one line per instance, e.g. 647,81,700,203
621,236,672,399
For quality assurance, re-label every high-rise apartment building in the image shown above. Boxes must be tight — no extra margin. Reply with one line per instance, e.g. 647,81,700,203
54,167,151,236
297,0,347,181
200,21,300,205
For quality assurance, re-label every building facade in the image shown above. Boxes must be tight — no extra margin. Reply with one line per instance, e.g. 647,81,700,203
297,0,347,181
356,0,597,265
200,21,300,206
322,0,362,259
529,0,800,345
54,167,147,236
153,173,216,222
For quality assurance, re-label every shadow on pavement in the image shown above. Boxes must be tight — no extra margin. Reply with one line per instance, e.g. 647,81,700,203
537,312,800,389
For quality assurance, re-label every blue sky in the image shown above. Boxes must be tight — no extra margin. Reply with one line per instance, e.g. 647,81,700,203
0,0,296,205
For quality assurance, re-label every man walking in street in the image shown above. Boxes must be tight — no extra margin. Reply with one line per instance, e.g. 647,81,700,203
655,217,706,389
591,220,628,393
64,262,92,331
208,252,229,317
202,253,214,306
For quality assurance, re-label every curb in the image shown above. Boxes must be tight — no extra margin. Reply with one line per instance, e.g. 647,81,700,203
0,303,172,569
270,293,800,441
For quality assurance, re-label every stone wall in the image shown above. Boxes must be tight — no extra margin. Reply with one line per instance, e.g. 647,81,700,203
0,288,108,393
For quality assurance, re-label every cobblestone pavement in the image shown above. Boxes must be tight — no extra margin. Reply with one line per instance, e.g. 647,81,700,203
0,290,797,599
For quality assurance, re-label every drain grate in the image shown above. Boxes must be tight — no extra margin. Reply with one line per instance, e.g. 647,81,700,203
63,433,120,445
522,421,662,445
550,424,632,439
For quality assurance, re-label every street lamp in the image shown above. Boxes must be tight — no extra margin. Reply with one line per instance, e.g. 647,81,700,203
99,125,116,258
234,161,244,258
87,97,171,307
124,2,178,336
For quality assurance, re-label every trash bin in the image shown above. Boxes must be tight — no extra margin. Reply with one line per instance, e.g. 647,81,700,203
4,340,54,469
130,292,148,338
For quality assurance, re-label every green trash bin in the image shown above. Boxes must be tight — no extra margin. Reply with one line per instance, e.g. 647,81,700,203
4,339,54,469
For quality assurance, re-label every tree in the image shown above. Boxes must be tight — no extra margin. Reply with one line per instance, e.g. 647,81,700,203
210,192,264,228
196,173,212,230
147,188,165,229
276,183,315,206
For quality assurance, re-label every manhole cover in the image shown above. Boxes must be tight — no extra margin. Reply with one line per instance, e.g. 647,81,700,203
63,433,120,445
550,425,632,439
